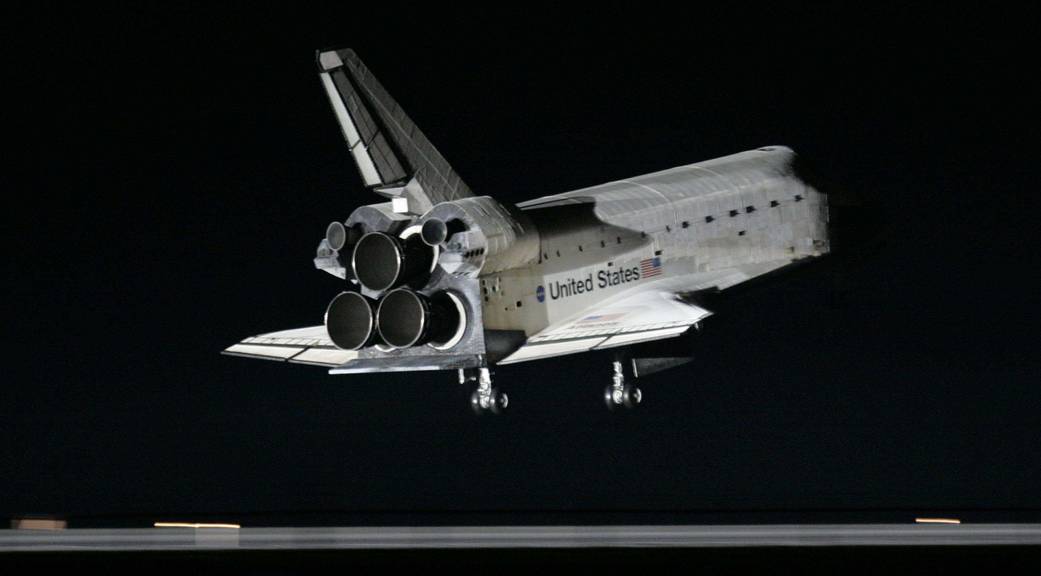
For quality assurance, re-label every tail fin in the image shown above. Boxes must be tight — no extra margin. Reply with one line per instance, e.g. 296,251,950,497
317,48,474,213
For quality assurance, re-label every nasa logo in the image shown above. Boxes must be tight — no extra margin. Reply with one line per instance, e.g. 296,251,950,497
536,285,545,303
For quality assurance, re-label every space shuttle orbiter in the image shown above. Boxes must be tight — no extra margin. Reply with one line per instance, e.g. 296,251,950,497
223,48,830,414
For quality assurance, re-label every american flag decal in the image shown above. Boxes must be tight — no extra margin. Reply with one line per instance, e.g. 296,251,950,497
640,256,663,278
576,312,628,324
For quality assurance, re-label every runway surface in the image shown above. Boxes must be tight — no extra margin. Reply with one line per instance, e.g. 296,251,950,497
3,524,1041,552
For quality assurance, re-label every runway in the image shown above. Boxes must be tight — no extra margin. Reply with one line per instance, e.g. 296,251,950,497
3,524,1041,552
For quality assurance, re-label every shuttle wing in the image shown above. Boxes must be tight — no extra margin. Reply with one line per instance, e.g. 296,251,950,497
222,325,358,368
497,290,712,364
317,48,474,214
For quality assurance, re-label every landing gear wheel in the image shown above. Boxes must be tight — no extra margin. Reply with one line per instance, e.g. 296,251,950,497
604,384,622,411
470,390,484,415
622,384,642,408
490,388,509,414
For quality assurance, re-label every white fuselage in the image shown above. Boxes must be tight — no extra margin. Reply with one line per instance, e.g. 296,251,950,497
482,146,830,342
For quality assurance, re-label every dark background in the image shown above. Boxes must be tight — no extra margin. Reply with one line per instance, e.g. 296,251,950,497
4,5,1039,526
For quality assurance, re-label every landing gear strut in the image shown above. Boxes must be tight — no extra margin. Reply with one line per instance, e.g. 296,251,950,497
461,367,508,414
604,359,641,410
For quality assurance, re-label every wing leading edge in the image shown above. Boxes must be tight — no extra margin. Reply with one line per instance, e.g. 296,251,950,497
497,290,712,364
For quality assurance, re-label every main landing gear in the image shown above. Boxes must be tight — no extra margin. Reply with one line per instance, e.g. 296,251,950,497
604,359,641,410
460,367,508,414
460,359,642,414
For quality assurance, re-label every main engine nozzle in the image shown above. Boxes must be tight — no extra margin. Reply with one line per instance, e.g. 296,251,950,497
324,291,380,350
351,231,434,293
376,288,466,349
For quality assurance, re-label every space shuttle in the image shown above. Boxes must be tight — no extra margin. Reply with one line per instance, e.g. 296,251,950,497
223,48,831,413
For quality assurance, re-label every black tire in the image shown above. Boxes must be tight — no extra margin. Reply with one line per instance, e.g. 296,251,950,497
622,385,642,409
490,388,509,414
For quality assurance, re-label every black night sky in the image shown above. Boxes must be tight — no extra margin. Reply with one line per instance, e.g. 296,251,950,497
5,6,1039,527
